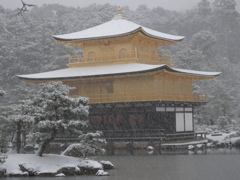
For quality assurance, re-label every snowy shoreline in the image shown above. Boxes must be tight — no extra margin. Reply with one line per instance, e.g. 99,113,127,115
0,154,114,177
1,131,240,177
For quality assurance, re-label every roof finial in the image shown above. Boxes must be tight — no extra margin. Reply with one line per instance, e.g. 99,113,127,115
118,6,126,19
112,6,126,20
118,6,125,14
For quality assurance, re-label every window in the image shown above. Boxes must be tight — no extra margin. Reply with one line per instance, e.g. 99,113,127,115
119,48,127,59
87,51,95,61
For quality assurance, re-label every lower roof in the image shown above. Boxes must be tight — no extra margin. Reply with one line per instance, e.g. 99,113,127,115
17,63,221,81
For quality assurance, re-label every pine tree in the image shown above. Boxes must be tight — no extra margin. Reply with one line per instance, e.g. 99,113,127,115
62,131,106,158
27,81,89,156
9,102,35,153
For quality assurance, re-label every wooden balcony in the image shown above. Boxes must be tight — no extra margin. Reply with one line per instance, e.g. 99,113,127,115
68,52,172,67
71,92,207,104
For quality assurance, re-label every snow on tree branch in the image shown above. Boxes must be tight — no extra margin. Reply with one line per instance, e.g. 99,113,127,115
25,81,89,156
62,131,106,158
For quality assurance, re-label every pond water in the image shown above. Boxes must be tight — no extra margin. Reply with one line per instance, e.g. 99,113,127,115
3,148,240,180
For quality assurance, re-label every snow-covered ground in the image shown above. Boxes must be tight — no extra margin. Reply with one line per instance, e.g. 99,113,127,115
1,154,111,177
206,131,240,144
4,154,79,174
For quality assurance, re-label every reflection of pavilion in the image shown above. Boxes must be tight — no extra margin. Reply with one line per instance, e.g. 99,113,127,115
18,14,220,140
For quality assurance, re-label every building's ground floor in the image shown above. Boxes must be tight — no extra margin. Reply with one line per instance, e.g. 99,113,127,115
88,101,203,140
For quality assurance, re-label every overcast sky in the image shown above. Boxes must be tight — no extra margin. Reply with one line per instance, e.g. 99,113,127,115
1,0,240,12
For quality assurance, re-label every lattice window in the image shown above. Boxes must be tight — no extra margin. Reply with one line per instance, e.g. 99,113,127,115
87,51,95,61
119,48,127,59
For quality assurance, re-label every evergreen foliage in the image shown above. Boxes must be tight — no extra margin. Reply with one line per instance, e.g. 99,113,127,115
62,131,106,158
27,81,89,156
9,103,35,153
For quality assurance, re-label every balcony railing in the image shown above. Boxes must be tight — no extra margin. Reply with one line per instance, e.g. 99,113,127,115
68,52,172,66
71,92,207,104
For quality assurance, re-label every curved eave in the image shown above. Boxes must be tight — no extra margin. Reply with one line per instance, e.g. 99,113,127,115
17,64,221,82
53,28,141,42
17,65,165,81
165,67,221,78
54,27,184,43
53,17,185,43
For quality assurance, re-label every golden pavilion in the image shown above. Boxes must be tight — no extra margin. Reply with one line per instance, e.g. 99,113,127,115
18,13,220,139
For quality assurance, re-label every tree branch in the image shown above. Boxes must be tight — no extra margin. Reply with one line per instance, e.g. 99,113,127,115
17,0,36,15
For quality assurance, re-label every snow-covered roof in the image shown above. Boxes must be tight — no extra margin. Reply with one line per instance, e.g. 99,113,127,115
171,67,221,76
53,15,184,42
17,63,221,81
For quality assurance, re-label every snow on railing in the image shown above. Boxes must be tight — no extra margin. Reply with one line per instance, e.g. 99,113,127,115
68,53,172,66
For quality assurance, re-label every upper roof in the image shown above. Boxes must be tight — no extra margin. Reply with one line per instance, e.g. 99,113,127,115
17,63,221,81
53,14,185,42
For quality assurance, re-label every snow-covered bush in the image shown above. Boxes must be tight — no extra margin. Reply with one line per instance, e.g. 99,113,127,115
0,154,7,164
62,131,106,158
26,81,89,156
217,116,229,130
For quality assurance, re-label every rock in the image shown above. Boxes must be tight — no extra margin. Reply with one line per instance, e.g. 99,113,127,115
23,144,35,152
96,170,109,176
19,162,38,176
37,172,56,177
78,159,103,175
196,144,204,149
188,145,195,150
100,160,114,170
55,173,65,177
56,164,81,176
147,146,154,151
147,146,155,154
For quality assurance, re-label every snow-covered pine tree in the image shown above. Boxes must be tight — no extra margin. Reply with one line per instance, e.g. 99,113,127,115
27,81,89,156
62,131,106,158
9,102,35,153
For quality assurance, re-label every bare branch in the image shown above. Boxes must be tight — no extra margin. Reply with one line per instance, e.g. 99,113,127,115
17,0,36,15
